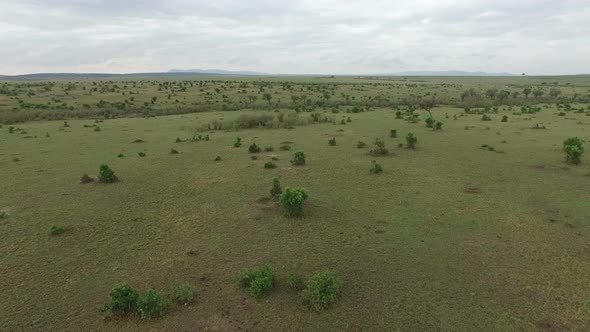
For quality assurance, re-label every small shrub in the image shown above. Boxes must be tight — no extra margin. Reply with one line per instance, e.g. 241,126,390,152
287,273,305,292
50,225,65,236
291,151,306,165
234,137,242,148
271,156,279,161
80,173,94,184
174,283,194,305
170,148,179,154
369,160,383,174
270,177,283,199
0,211,7,219
425,116,434,128
481,114,492,121
248,143,261,153
301,272,341,311
264,146,275,152
328,137,336,146
280,188,308,217
406,133,417,149
251,155,258,160
563,137,584,164
175,137,182,143
137,289,169,319
239,265,275,298
102,283,139,317
264,161,277,169
347,117,352,122
94,126,101,132
501,115,508,122
8,126,15,134
132,139,144,143
63,121,70,127
435,121,443,130
279,144,292,151
117,153,124,158
98,164,118,183
370,138,388,156
214,156,222,161
138,152,146,157
390,129,397,138
357,141,366,148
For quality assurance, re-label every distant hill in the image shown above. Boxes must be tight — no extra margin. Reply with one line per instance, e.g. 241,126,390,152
169,69,269,76
0,71,252,81
388,71,516,77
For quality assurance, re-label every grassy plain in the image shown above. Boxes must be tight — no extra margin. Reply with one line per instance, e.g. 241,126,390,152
1,76,590,331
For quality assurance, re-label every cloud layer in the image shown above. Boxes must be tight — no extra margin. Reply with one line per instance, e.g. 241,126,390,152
1,0,589,75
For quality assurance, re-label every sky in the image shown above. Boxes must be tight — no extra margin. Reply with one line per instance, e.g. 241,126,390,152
1,0,589,75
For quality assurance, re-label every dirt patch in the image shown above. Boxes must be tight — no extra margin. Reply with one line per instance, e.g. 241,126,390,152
463,185,482,194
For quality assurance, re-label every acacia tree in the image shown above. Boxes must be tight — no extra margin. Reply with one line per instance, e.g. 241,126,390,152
263,93,272,106
523,87,532,98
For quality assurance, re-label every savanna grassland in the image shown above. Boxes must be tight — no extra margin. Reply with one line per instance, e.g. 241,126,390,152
1,75,590,331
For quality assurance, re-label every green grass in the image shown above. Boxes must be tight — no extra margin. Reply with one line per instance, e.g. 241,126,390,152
0,79,589,330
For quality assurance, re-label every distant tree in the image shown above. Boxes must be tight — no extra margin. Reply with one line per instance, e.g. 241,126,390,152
511,91,521,99
549,88,562,98
523,87,532,98
497,90,510,102
485,89,498,99
263,93,272,105
532,88,544,98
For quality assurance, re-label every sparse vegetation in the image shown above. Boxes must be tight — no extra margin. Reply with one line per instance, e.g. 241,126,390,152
280,188,308,217
239,265,275,298
301,272,341,311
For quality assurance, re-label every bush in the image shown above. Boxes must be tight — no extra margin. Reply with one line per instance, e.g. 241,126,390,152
328,137,336,146
102,283,139,317
98,164,118,183
481,114,492,121
50,225,65,236
280,188,308,217
291,151,306,165
406,133,417,149
174,283,194,305
239,265,275,298
234,137,242,148
270,177,283,199
370,138,388,156
8,126,14,134
248,143,261,153
279,144,292,151
214,156,222,161
435,121,443,130
301,272,340,311
264,146,274,152
94,126,101,132
501,115,508,122
0,211,7,219
138,152,146,157
425,116,434,128
251,155,258,160
137,289,169,319
563,137,584,164
287,273,305,292
170,148,179,154
357,141,366,148
390,129,397,138
369,161,383,174
175,137,182,143
264,161,277,169
117,153,124,158
80,173,94,184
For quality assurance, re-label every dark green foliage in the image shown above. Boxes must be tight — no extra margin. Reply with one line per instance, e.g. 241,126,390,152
234,137,242,148
370,138,388,156
248,143,261,153
94,126,101,132
264,161,277,169
291,151,306,165
279,144,292,151
175,137,182,143
50,225,65,236
174,283,194,305
370,160,383,174
406,133,417,149
137,289,169,319
63,121,69,127
501,115,508,122
0,211,7,219
270,177,282,199
170,148,179,154
264,146,274,152
280,188,308,217
301,272,341,311
435,121,443,130
347,117,352,122
214,156,222,161
117,153,124,158
357,141,366,148
287,273,305,292
328,137,336,146
239,265,275,298
390,129,397,138
8,126,14,134
425,116,434,128
98,164,118,183
102,284,139,317
138,152,146,157
481,114,492,121
563,137,584,164
80,173,94,184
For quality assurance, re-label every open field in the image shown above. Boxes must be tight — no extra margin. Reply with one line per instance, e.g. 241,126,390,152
1,76,590,331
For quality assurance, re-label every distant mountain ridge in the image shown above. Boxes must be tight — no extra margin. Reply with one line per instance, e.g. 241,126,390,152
169,68,269,76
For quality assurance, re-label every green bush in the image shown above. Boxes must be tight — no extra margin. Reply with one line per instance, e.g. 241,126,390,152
214,156,222,161
50,225,65,236
174,283,194,305
328,137,336,146
8,126,14,134
369,161,383,174
501,115,508,122
264,146,275,152
138,152,146,157
80,173,94,184
270,177,283,199
117,153,124,158
175,137,182,143
280,188,308,217
390,129,397,138
291,151,306,165
435,121,443,130
357,141,366,148
287,273,305,292
102,283,139,317
248,143,261,153
170,148,179,154
301,272,341,311
481,114,492,121
234,137,242,148
406,133,417,149
425,116,434,128
251,155,258,160
279,144,292,151
0,211,7,219
239,265,275,298
98,164,118,183
264,161,277,169
370,138,388,156
563,137,584,164
137,289,169,319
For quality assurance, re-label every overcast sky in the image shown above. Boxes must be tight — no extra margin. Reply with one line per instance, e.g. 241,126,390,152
1,0,589,75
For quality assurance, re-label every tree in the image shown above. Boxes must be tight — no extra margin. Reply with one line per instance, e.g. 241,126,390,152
523,87,532,98
497,90,510,102
485,89,498,99
263,93,272,105
532,88,544,99
549,88,562,98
